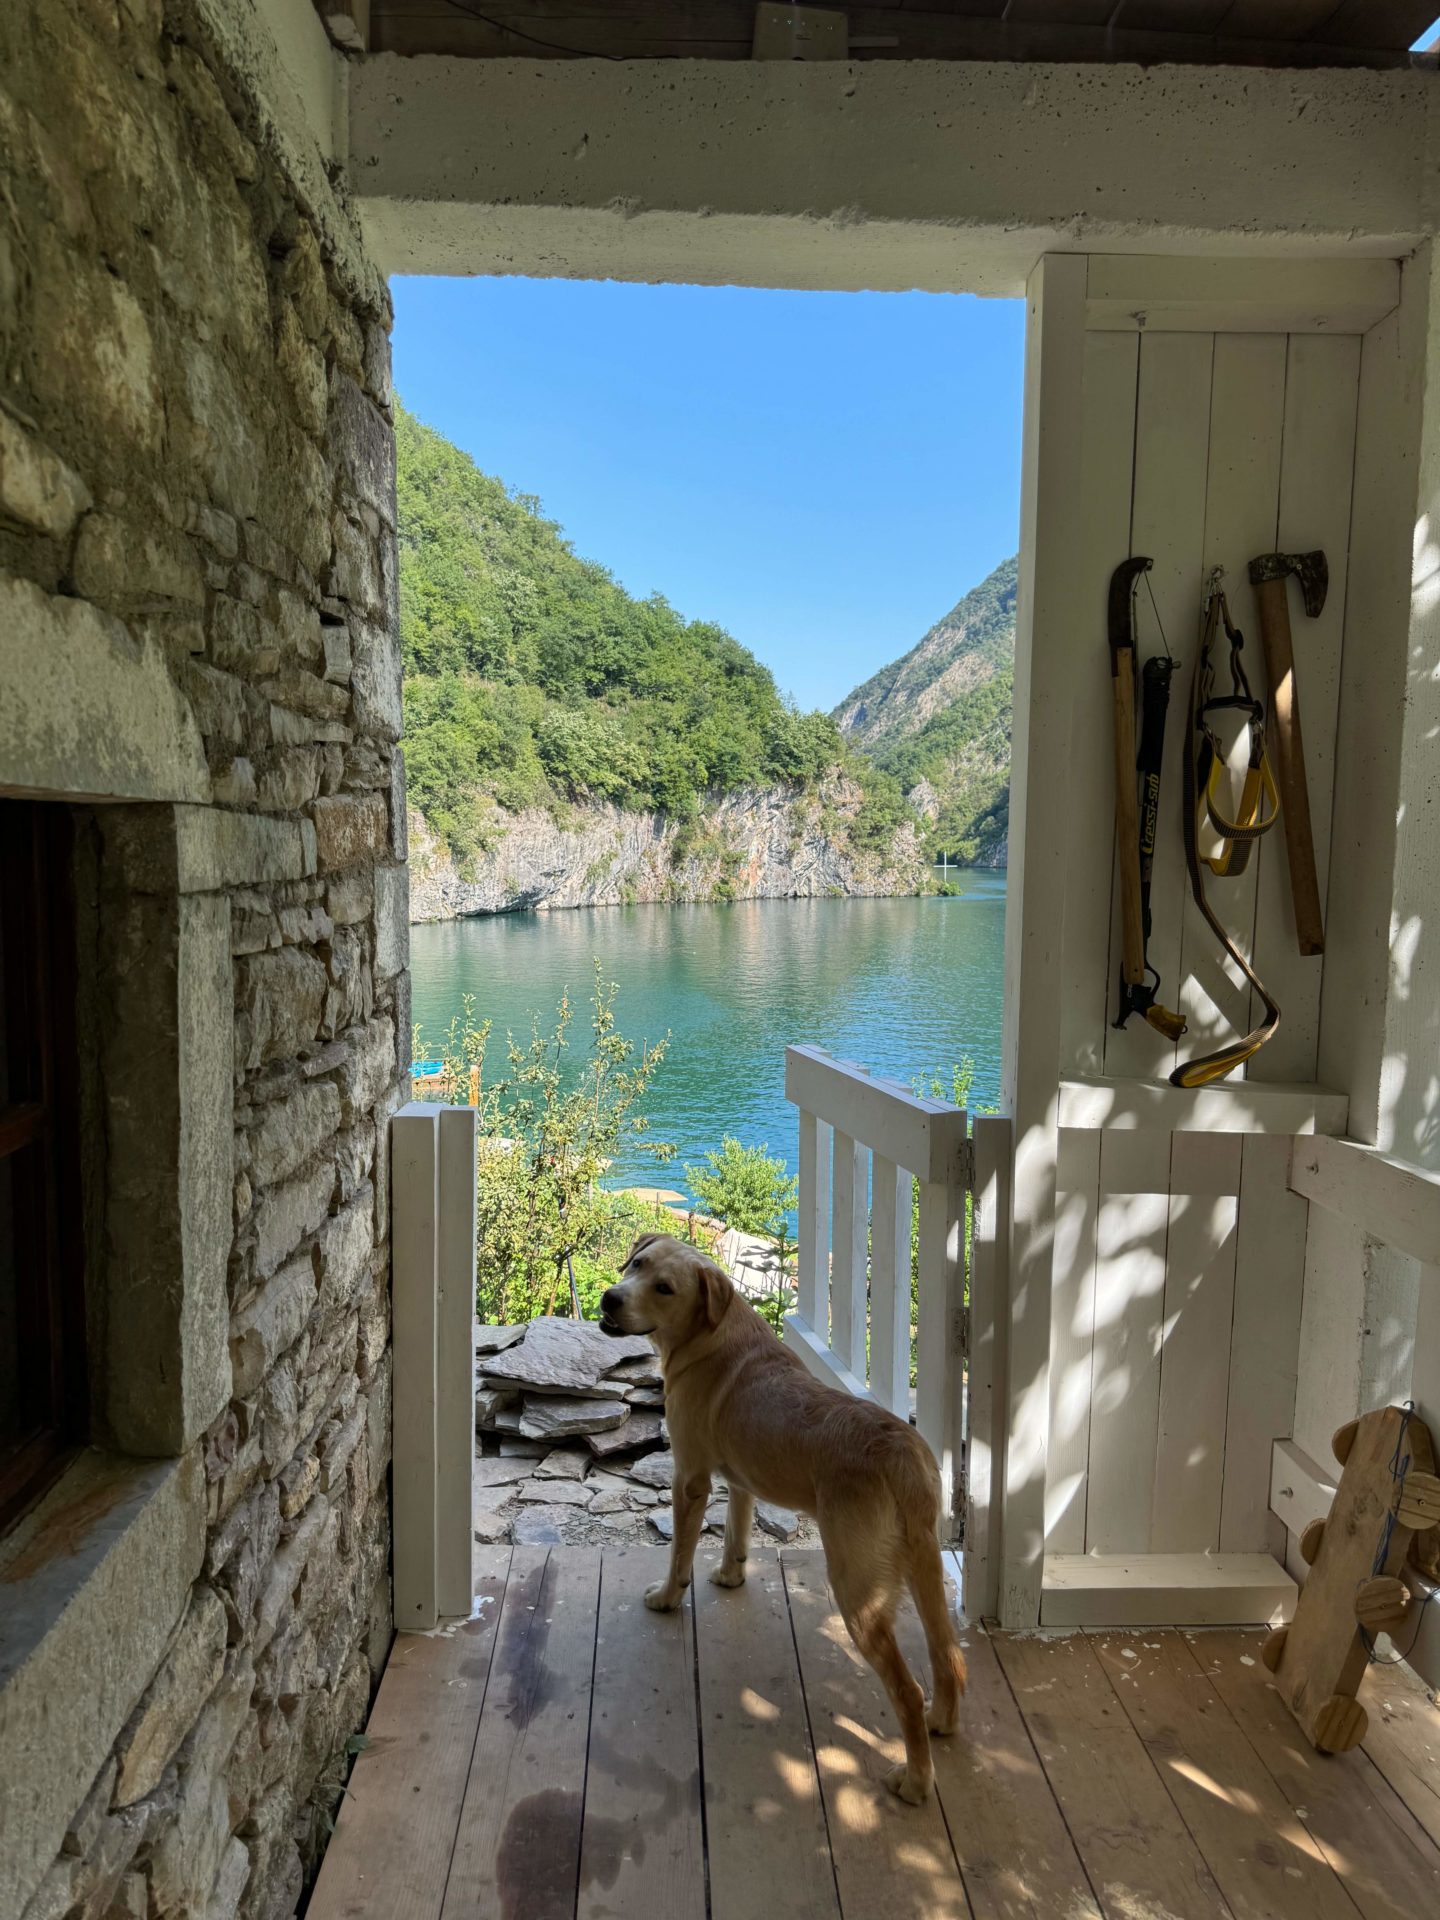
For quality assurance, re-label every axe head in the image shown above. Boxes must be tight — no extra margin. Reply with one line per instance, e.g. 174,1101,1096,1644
1248,548,1329,619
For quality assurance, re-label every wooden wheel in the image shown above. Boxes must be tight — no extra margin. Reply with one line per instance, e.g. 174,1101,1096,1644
1332,1418,1359,1466
1313,1694,1368,1753
1260,1625,1288,1673
1395,1470,1440,1531
1354,1575,1409,1633
1299,1518,1325,1565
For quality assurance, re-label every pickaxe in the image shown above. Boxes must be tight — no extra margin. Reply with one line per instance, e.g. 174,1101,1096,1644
1247,548,1327,957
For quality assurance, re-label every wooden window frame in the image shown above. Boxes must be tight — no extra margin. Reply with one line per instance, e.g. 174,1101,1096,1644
0,801,86,1534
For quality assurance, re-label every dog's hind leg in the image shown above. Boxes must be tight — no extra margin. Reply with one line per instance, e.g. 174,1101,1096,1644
711,1486,754,1588
825,1532,933,1805
906,1542,967,1735
645,1470,711,1612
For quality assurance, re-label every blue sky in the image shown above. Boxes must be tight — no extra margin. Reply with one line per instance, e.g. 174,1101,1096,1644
391,277,1024,712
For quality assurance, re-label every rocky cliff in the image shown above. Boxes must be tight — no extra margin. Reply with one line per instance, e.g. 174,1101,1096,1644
407,775,927,921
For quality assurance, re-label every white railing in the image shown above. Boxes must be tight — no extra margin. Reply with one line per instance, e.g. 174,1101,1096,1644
783,1045,1011,1612
1286,1133,1440,1687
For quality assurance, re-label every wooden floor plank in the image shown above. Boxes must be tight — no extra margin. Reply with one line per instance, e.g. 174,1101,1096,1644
441,1546,601,1920
781,1550,968,1920
692,1545,840,1920
309,1548,511,1920
1361,1657,1440,1851
1196,1630,1440,1920
893,1602,1102,1920
993,1631,1233,1920
577,1547,707,1920
1091,1630,1364,1920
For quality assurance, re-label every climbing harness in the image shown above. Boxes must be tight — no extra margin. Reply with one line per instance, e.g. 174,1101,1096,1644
1170,573,1282,1088
1109,557,1186,1043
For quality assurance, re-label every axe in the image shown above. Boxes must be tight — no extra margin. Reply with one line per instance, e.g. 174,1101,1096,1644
1248,549,1327,957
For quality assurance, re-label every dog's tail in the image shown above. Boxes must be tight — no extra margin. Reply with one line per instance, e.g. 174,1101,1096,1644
893,1437,968,1715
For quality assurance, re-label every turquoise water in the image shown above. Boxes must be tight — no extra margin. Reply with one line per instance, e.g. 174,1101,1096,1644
409,879,1007,1206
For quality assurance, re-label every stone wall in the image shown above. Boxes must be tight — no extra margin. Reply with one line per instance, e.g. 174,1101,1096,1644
0,3,404,1917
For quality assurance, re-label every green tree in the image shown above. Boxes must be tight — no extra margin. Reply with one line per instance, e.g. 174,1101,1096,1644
685,1136,798,1239
395,401,917,871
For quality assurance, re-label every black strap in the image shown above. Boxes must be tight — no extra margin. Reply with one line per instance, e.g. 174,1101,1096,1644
1170,590,1281,1089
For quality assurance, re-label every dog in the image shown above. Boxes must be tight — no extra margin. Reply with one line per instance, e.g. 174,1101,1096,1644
600,1231,966,1804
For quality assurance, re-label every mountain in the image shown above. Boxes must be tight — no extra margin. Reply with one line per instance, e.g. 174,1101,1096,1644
834,556,1016,867
396,404,922,904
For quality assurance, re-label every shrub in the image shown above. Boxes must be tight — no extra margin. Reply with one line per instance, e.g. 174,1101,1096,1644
418,968,675,1322
685,1136,797,1241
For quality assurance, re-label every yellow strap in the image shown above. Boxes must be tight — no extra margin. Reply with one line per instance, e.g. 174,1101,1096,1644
1172,1030,1273,1087
1202,755,1281,877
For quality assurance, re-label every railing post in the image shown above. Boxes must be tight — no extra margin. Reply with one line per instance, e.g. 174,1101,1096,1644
916,1119,968,1542
437,1105,477,1619
965,1115,1012,1621
869,1154,913,1417
830,1130,869,1380
796,1107,831,1333
392,1103,440,1631
392,1100,477,1632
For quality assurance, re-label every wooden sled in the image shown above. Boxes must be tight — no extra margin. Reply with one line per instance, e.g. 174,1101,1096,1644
1262,1405,1440,1753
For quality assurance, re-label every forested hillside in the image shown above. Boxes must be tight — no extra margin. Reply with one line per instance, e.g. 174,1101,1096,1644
397,404,906,870
834,556,1016,866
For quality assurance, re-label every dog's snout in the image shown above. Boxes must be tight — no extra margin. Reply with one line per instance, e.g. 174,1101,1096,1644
600,1285,622,1318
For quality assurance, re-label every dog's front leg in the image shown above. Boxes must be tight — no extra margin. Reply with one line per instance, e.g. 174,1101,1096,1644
645,1471,710,1611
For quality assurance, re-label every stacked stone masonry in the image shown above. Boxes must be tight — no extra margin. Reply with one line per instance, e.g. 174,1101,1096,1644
1,3,406,1917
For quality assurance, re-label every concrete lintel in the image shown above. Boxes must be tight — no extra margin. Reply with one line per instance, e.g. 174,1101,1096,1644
0,1451,205,1920
351,56,1431,291
103,804,319,894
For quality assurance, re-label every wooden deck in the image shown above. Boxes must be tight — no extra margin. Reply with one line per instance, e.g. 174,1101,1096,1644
311,1546,1440,1920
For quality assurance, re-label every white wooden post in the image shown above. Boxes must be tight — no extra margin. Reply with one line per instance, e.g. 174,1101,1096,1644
830,1131,869,1379
392,1101,478,1631
869,1154,913,1417
965,1115,1012,1621
916,1131,967,1536
436,1105,477,1619
392,1103,440,1632
796,1107,831,1333
999,251,1089,1627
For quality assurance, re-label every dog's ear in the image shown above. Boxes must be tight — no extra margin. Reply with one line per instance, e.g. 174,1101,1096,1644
624,1231,666,1267
693,1255,733,1332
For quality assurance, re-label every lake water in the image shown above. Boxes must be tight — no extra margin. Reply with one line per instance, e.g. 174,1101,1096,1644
409,877,1007,1207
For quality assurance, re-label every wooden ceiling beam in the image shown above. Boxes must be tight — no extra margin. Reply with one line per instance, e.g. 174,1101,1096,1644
367,0,1439,64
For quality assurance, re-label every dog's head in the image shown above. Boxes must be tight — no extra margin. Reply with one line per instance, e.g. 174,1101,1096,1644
599,1232,733,1346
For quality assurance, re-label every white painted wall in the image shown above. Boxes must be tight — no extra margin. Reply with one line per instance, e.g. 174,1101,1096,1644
1289,246,1440,1509
1035,264,1383,1590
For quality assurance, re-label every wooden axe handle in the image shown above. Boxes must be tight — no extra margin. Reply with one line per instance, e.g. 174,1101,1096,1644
1254,574,1325,956
1111,650,1146,986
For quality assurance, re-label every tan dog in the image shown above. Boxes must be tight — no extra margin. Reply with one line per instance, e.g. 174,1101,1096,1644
600,1231,966,1804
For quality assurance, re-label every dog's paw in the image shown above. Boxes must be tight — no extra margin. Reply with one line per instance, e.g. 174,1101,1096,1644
709,1562,746,1589
644,1582,683,1612
927,1695,960,1737
883,1763,932,1807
